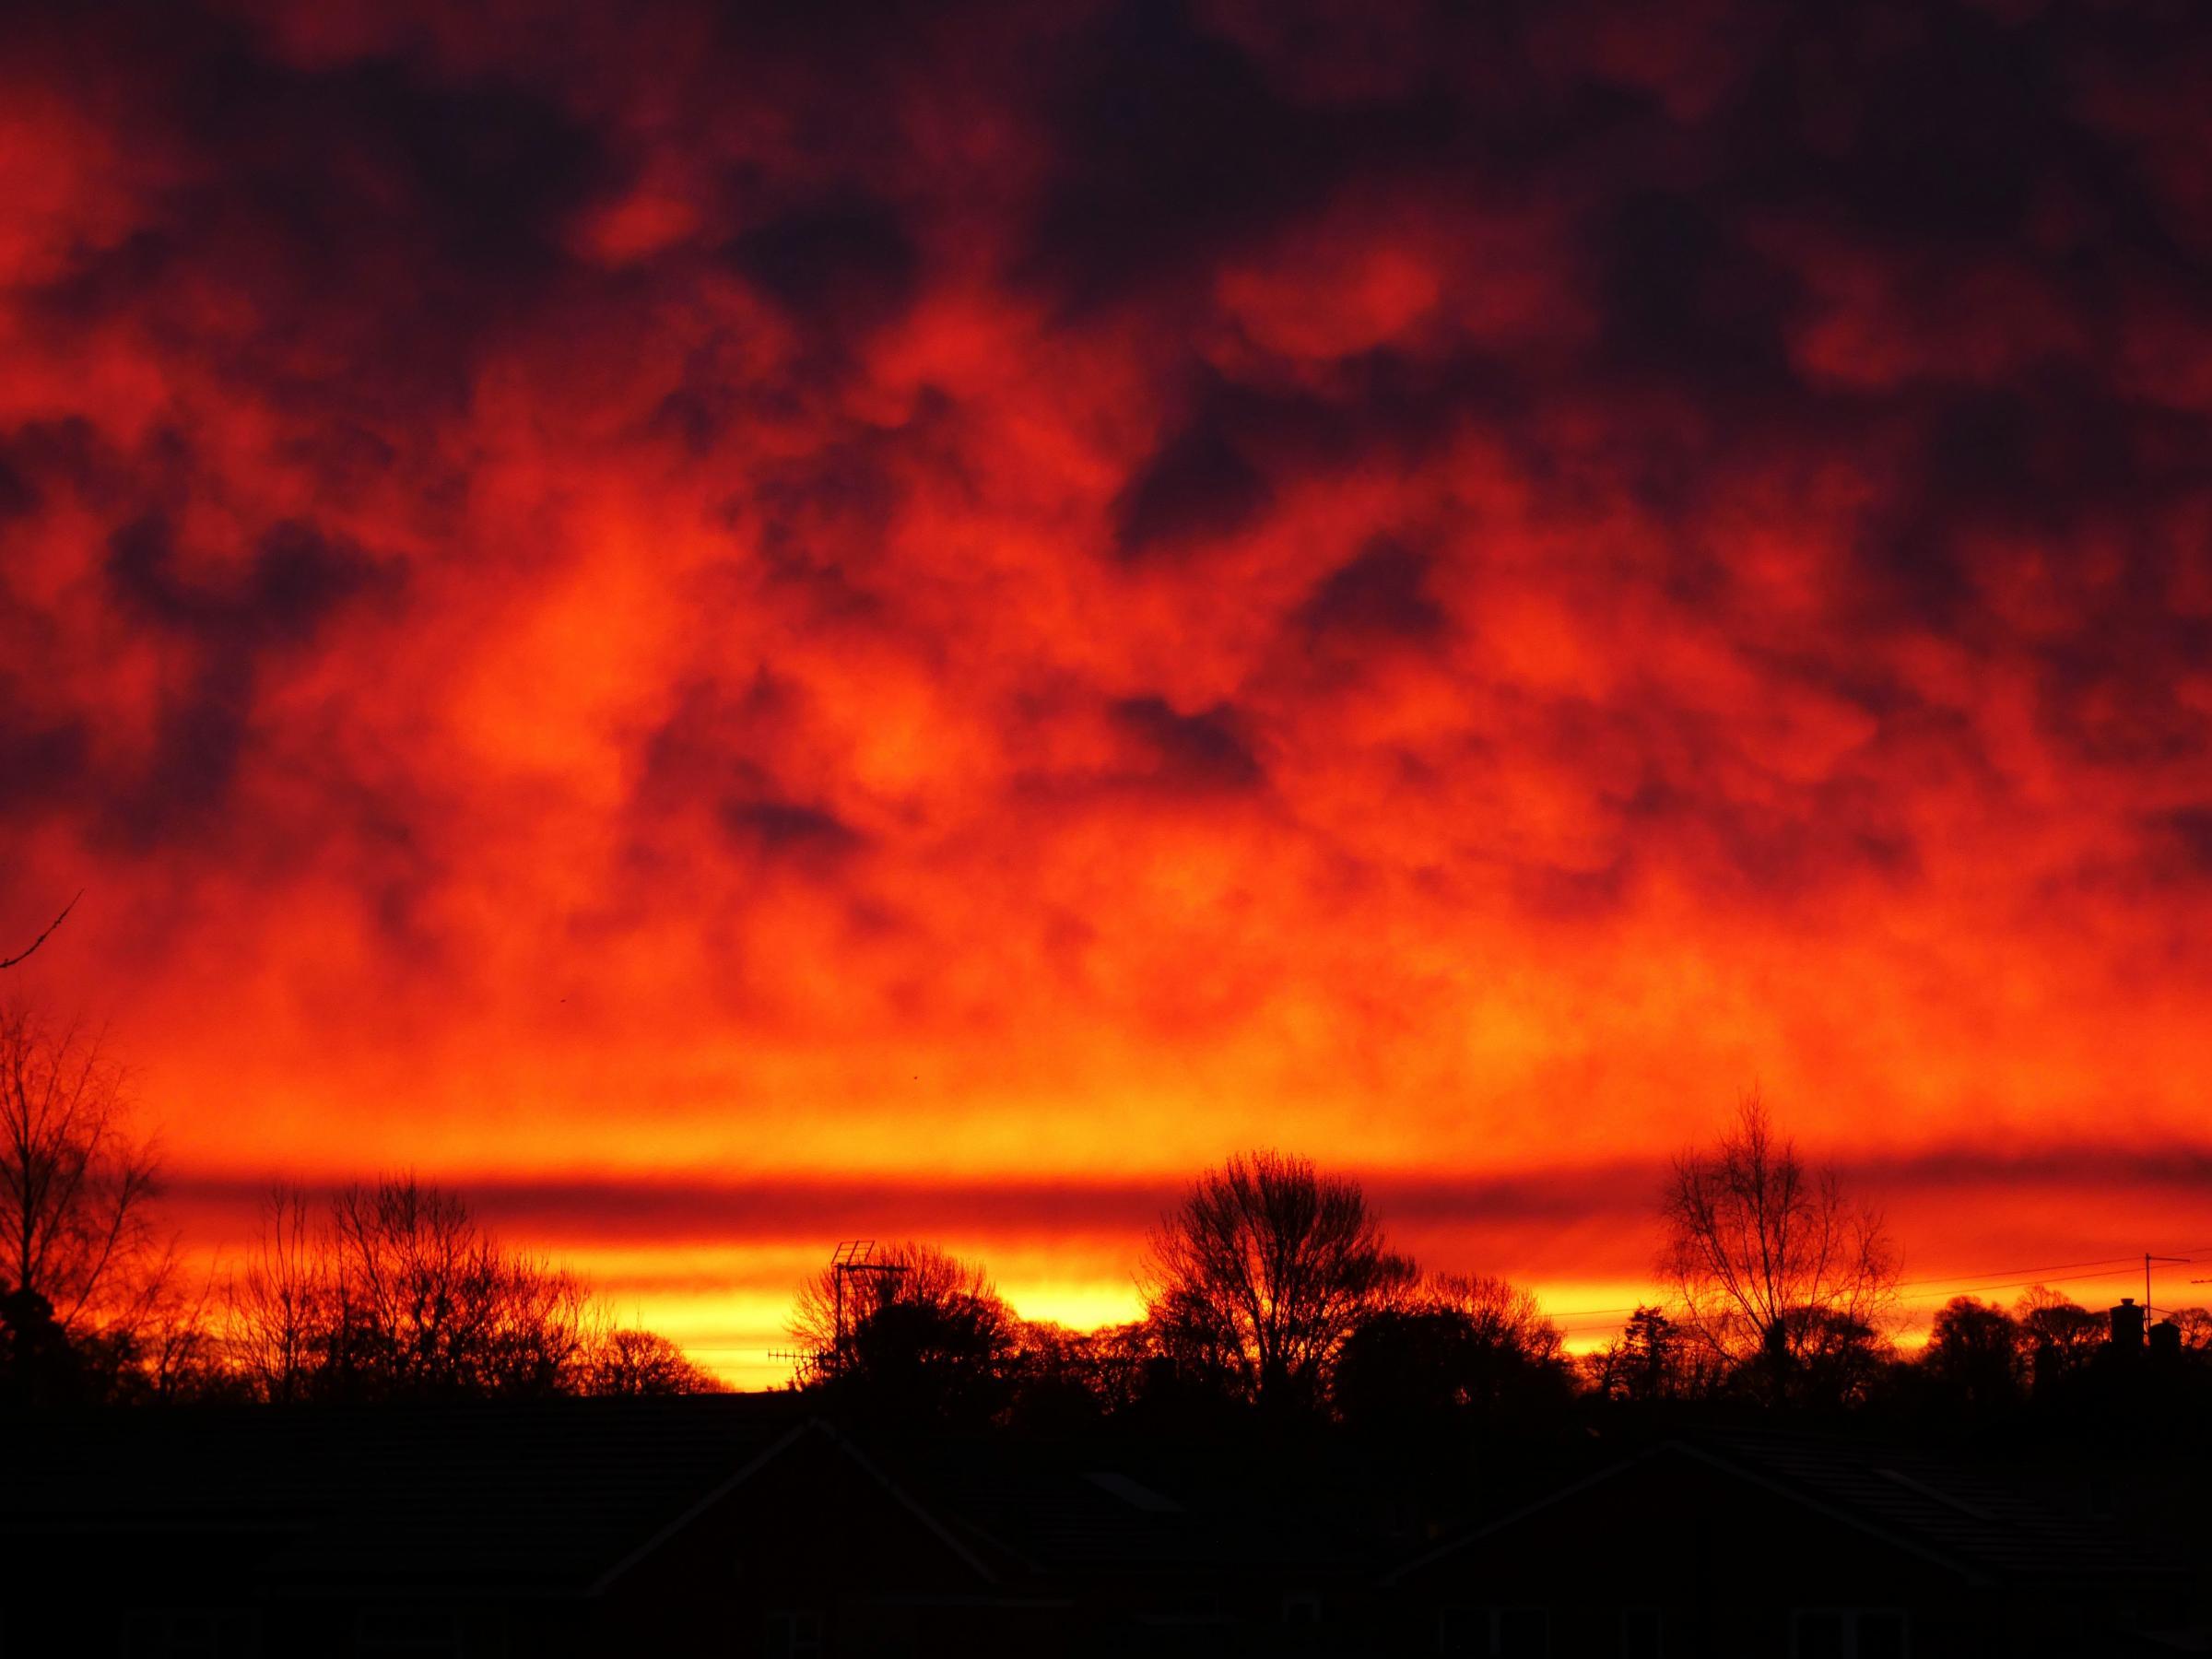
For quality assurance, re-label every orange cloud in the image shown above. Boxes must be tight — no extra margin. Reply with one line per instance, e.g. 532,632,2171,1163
4,0,2210,1382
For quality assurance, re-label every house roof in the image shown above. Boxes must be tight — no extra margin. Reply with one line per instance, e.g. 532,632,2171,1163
892,1433,1403,1578
1693,1428,2156,1583
0,1394,841,1594
1386,1427,2180,1589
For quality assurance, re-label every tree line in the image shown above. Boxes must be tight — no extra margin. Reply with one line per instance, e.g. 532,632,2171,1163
781,1104,2210,1438
4,998,2206,1426
0,1003,714,1406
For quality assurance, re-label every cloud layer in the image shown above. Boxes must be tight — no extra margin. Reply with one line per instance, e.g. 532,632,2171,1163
5,0,2210,1374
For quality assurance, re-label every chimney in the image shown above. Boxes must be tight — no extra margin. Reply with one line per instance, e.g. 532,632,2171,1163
2110,1298,2146,1351
2149,1320,2183,1369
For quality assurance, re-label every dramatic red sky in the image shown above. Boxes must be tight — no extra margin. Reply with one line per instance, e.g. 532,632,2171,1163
4,0,2210,1382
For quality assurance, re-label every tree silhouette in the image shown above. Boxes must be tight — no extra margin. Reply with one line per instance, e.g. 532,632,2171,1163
0,1002,171,1403
1333,1276,1568,1432
1920,1296,2025,1415
995,1319,1146,1430
1431,1274,1563,1367
226,1187,324,1402
1141,1149,1416,1416
581,1327,722,1395
2169,1308,2212,1356
1587,1305,1700,1404
1781,1305,1895,1409
224,1175,598,1401
787,1241,1020,1428
1660,1094,1898,1406
2012,1285,2105,1393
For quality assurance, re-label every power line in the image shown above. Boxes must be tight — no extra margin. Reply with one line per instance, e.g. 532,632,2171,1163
1543,1251,2206,1334
1897,1253,2145,1289
1546,1259,2156,1321
1922,1264,2193,1299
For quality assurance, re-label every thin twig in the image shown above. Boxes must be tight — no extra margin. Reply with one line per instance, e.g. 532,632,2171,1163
0,890,83,970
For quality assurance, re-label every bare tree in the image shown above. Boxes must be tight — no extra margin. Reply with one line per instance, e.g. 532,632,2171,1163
787,1241,1019,1425
2168,1308,2212,1356
227,1186,326,1402
0,1002,168,1339
2012,1284,2105,1389
1586,1304,1711,1404
1920,1295,2025,1413
1431,1274,1565,1366
788,1241,1003,1367
325,1177,500,1394
1333,1273,1568,1430
1141,1149,1417,1414
581,1327,723,1395
1660,1094,1898,1403
135,1264,230,1402
225,1174,599,1401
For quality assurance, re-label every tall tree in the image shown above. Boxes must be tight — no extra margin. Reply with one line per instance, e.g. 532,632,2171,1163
225,1175,599,1401
581,1328,723,1396
1660,1094,1898,1404
1333,1274,1568,1431
1919,1296,2025,1415
1141,1149,1416,1415
2012,1285,2105,1392
227,1187,325,1402
1,1003,171,1403
786,1241,1019,1428
1588,1305,1701,1404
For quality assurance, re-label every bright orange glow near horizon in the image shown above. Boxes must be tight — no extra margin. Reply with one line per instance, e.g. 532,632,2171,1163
5,0,2211,1386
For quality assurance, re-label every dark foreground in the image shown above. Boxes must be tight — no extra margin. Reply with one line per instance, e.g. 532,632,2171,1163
5,1389,2207,1658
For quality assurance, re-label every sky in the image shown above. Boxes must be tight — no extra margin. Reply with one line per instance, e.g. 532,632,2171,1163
3,0,2210,1384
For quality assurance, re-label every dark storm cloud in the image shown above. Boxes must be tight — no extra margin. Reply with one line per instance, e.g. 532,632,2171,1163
1586,189,1802,394
725,193,922,333
183,59,604,279
1027,0,1432,306
6,0,2207,880
34,512,395,849
0,418,128,518
1110,358,1515,565
1842,1145,2212,1198
1726,3,2175,247
2156,809,2212,875
1618,774,1919,903
107,515,387,651
1112,698,1265,794
719,798,867,863
165,1143,2212,1252
0,714,89,815
1295,540,1447,642
0,451,34,522
21,9,615,422
750,424,924,585
7,0,2212,1334
1112,416,1272,559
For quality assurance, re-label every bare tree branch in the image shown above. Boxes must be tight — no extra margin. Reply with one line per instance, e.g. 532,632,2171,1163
1659,1090,1900,1406
0,891,83,971
1140,1149,1415,1414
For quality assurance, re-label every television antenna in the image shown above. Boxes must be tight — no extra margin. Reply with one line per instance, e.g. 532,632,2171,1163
766,1347,816,1382
830,1241,906,1352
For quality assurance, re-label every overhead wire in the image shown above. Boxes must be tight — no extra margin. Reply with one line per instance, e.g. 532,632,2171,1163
1541,1249,2207,1335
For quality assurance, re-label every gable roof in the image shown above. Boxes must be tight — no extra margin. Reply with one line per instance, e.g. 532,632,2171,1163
893,1433,1401,1578
1692,1429,2155,1583
0,1395,989,1595
1385,1428,2173,1589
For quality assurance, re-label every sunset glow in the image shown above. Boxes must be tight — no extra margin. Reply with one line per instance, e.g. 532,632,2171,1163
5,0,2210,1386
